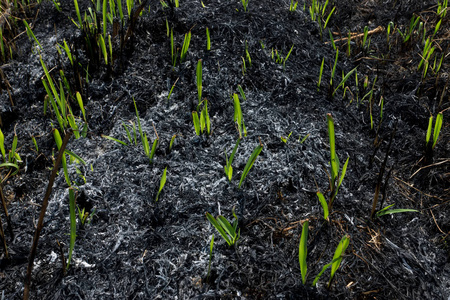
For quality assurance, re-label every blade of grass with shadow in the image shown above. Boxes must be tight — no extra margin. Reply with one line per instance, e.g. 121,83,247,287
299,220,308,284
238,140,263,188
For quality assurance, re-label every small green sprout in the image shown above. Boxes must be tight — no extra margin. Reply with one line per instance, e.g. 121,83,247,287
206,27,211,50
375,204,418,218
311,235,350,287
332,67,357,97
241,0,249,12
206,208,240,247
169,134,176,152
397,15,420,43
193,99,211,136
271,45,294,69
299,221,308,285
155,167,167,202
299,134,310,144
23,20,42,49
224,138,240,181
317,58,324,91
330,49,338,89
206,234,214,281
238,139,263,189
197,59,203,102
328,29,336,51
426,112,443,150
237,85,246,101
316,191,329,220
232,93,247,138
289,0,298,11
101,135,128,146
168,77,179,101
280,132,293,144
327,114,349,209
180,31,191,63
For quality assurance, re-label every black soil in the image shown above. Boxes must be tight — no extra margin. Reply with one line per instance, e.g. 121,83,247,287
0,0,449,299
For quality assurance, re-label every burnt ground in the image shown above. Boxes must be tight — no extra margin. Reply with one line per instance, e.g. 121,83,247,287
0,0,449,299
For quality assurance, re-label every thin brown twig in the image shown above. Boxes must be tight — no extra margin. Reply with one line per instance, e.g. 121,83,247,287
326,26,384,44
429,209,446,235
409,159,450,179
394,176,445,202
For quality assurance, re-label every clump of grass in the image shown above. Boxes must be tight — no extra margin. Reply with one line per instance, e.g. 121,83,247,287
426,111,443,151
326,114,349,210
206,207,240,247
192,99,211,136
271,44,294,69
298,221,350,287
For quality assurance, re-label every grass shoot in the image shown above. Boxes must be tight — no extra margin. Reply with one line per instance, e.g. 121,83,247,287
206,208,240,247
299,221,308,285
238,139,263,188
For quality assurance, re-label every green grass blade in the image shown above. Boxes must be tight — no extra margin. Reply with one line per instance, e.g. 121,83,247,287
317,192,329,220
206,212,232,246
149,138,158,162
311,257,340,286
332,67,357,96
237,85,246,101
192,111,200,135
65,150,86,165
197,59,202,102
217,216,235,240
0,162,19,170
206,27,211,50
101,134,128,146
327,114,338,185
76,92,86,122
432,112,443,149
328,235,350,288
426,116,433,145
376,208,418,218
283,44,294,69
102,0,107,37
117,0,124,23
317,58,324,91
23,20,42,48
142,133,150,157
229,138,240,164
299,221,309,284
337,156,349,189
155,167,167,202
238,143,263,188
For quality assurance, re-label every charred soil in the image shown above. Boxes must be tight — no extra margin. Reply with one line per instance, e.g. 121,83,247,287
0,0,449,299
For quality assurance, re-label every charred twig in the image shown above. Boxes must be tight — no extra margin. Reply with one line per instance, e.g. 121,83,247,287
370,121,397,219
23,130,73,300
0,183,13,239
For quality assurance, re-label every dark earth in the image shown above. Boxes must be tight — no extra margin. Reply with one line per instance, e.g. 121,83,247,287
0,0,449,299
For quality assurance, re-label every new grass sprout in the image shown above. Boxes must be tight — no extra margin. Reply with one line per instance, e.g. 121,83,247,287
206,208,240,247
224,138,241,181
238,139,263,188
327,114,349,209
